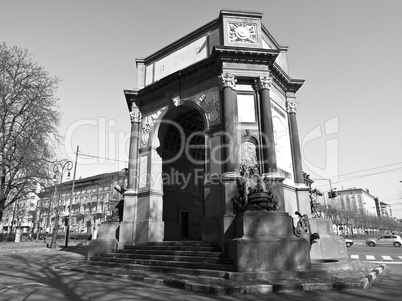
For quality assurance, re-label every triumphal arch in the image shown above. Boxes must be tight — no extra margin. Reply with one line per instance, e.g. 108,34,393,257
118,9,320,271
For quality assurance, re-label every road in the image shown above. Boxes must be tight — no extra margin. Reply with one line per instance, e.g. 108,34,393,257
0,245,402,300
347,239,402,265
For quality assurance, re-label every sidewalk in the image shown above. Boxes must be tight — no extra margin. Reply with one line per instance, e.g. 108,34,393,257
0,240,87,254
0,242,394,300
0,241,48,254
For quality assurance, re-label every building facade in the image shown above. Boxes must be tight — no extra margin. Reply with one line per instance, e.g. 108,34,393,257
0,192,39,235
36,171,127,234
333,188,379,217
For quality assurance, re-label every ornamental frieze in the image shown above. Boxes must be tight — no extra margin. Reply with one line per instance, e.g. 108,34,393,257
228,22,257,44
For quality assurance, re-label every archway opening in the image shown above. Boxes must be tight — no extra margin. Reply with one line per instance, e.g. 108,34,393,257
158,106,206,241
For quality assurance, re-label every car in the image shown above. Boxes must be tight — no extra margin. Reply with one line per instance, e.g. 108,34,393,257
345,239,353,247
365,235,402,247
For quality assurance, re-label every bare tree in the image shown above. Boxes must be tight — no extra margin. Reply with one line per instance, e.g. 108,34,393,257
0,43,60,221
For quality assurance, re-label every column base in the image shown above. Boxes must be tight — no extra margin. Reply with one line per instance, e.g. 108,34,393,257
118,220,134,249
134,220,164,243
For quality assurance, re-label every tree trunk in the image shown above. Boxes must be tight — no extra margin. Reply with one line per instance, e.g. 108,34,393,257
0,199,5,223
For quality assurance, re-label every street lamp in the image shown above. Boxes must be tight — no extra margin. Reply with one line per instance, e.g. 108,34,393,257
49,160,73,249
65,145,79,248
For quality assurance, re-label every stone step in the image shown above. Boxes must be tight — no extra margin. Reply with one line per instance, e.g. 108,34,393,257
90,256,236,271
112,249,224,258
84,260,233,277
137,241,219,247
123,245,222,252
102,253,233,264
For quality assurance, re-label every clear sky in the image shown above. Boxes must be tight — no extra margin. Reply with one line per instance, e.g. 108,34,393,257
2,0,402,218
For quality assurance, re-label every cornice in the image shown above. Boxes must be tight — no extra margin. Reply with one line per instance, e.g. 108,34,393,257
271,62,305,93
212,45,280,65
124,89,139,111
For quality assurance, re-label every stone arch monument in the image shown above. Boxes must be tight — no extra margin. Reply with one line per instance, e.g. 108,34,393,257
110,9,346,272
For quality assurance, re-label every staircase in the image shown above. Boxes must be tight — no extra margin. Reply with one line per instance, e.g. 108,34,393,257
86,241,236,277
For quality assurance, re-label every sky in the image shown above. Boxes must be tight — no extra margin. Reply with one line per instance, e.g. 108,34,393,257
2,0,402,218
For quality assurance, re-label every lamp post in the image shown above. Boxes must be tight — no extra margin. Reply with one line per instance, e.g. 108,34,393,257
65,145,79,248
49,160,73,249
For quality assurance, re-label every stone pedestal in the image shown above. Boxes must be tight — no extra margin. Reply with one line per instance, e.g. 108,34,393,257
310,218,347,260
228,211,311,272
87,222,119,260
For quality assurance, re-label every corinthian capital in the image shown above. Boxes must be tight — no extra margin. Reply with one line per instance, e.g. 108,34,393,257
287,99,297,113
256,75,272,91
218,73,236,90
130,110,142,123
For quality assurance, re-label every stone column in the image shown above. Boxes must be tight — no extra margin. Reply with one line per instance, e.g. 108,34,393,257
219,72,239,174
119,104,141,248
256,75,277,174
286,92,310,216
127,106,141,191
287,93,303,184
217,72,239,248
256,75,285,211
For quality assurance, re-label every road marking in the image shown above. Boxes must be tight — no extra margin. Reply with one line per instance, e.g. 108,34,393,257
351,255,359,259
366,255,375,260
381,256,393,260
364,261,402,265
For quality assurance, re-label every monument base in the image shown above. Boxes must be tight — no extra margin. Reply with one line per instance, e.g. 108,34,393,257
87,222,119,260
309,218,348,270
228,211,311,272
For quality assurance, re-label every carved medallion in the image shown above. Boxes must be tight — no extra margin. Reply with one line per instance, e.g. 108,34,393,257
228,22,256,44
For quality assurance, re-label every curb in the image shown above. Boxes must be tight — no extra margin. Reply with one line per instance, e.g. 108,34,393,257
360,264,386,290
56,263,388,295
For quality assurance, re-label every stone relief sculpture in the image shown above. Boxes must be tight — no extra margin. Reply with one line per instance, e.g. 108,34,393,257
228,22,257,44
141,108,166,146
309,188,323,218
106,185,126,222
232,162,279,214
294,211,320,245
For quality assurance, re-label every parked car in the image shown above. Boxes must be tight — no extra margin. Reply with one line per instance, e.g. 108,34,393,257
345,239,353,247
366,235,402,247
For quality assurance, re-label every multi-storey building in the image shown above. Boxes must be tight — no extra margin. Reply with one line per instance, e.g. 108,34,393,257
0,192,39,234
37,170,127,234
329,188,379,217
